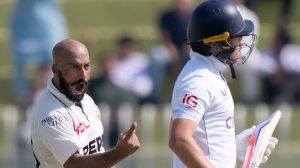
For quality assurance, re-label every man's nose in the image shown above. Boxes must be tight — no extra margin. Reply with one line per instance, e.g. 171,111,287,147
78,67,88,78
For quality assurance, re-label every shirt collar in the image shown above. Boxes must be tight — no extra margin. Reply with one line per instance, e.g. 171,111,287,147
190,51,227,73
47,78,78,107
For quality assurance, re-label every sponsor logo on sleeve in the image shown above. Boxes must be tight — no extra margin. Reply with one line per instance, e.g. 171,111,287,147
182,94,198,109
41,115,68,127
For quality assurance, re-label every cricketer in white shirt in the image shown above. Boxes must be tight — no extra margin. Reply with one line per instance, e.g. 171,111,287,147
171,51,236,168
31,78,105,168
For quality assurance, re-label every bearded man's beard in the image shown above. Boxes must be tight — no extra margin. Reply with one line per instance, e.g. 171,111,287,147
58,70,88,102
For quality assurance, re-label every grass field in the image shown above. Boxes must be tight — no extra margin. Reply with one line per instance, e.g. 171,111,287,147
0,103,300,168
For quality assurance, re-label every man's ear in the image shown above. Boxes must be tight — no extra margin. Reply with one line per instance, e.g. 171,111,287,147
52,64,58,75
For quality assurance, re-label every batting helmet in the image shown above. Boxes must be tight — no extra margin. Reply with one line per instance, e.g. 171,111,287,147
187,0,254,43
186,0,256,78
187,0,256,76
187,0,256,58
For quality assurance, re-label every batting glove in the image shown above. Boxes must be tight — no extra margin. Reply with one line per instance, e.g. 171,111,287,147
236,125,256,161
236,125,279,163
261,137,278,163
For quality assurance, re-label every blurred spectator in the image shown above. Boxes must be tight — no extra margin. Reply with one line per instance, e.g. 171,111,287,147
148,42,179,103
259,25,287,103
17,63,51,167
10,1,68,165
18,64,51,143
10,0,68,110
279,41,300,103
88,53,137,147
109,36,153,104
148,0,194,103
281,0,293,24
158,0,193,67
259,24,300,103
232,0,262,104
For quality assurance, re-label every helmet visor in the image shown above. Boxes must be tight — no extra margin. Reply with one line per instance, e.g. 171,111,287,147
235,33,257,64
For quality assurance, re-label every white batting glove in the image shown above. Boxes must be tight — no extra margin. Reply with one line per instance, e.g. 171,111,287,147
236,126,279,163
261,137,278,163
236,125,256,161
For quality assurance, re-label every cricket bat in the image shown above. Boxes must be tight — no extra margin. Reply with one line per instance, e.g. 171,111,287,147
242,110,282,168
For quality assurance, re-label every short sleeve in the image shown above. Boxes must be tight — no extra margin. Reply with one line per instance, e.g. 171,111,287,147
38,112,81,165
172,79,213,123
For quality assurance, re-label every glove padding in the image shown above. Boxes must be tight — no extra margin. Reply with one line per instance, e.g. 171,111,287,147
261,137,278,163
236,126,278,163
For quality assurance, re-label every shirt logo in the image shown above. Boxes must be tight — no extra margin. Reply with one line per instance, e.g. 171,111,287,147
221,88,227,96
75,122,91,135
182,94,198,109
82,136,103,155
226,116,233,129
41,115,68,127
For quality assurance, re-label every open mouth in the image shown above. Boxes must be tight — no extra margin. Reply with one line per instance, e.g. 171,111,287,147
73,82,85,95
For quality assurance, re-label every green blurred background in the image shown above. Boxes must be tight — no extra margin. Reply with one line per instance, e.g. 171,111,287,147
0,0,299,167
1,0,300,104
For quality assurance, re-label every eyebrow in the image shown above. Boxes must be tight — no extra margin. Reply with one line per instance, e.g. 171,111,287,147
67,62,90,66
67,62,78,66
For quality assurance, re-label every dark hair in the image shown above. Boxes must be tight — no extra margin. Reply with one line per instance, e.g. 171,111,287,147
276,25,292,45
189,42,211,56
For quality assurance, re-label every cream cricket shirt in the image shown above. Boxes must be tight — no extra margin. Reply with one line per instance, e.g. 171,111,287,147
171,52,236,168
31,79,105,168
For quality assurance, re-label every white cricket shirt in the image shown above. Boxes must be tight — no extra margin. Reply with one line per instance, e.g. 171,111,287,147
171,52,236,168
31,79,105,168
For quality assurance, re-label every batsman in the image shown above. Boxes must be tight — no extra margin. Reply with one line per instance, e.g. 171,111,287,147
169,0,278,167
